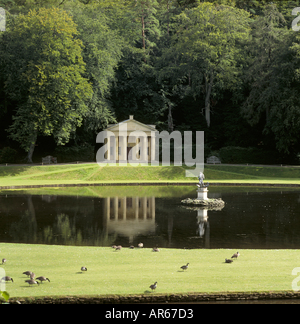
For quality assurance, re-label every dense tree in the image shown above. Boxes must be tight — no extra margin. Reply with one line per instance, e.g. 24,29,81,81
71,4,123,136
1,1,300,162
158,2,250,127
0,8,92,162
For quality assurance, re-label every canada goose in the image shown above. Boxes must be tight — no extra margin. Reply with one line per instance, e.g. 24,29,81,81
129,245,134,249
180,263,189,271
23,271,33,277
149,281,157,291
1,276,13,283
25,279,39,286
115,245,122,251
138,242,143,248
81,266,87,271
2,258,6,265
152,247,160,252
23,271,34,278
112,245,117,249
225,258,233,263
36,276,50,283
231,252,240,259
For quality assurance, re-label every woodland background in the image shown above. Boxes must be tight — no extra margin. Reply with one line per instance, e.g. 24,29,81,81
1,0,300,164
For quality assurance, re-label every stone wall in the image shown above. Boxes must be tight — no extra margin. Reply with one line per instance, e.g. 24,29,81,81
6,291,300,304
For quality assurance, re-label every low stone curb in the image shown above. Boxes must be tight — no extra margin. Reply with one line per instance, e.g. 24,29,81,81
1,182,300,190
6,291,300,304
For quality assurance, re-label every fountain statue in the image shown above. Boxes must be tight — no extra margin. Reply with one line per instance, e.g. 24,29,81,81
181,171,225,208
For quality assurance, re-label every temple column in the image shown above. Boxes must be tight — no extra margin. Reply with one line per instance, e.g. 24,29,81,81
120,135,127,162
141,135,148,163
150,133,156,162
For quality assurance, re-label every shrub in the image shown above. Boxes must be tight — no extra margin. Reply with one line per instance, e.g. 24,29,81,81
218,146,284,165
0,147,17,163
54,144,94,163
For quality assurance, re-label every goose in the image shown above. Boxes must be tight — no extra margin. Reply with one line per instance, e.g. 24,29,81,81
231,252,240,259
138,242,143,248
115,245,122,251
225,258,233,263
81,266,87,272
25,279,39,286
180,263,189,271
2,258,6,265
23,271,34,278
1,276,13,283
152,247,160,252
129,245,134,249
149,282,157,291
36,276,50,283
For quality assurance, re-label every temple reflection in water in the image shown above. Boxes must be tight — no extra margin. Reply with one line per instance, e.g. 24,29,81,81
103,196,156,244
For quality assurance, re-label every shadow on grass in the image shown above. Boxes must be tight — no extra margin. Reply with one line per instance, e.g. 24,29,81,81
0,165,33,178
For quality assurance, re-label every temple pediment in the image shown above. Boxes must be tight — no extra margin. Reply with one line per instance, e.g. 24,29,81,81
101,115,157,163
106,116,156,133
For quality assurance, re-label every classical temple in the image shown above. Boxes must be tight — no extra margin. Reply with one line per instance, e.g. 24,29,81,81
102,115,157,163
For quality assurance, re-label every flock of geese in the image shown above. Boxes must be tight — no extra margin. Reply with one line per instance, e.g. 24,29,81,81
0,245,240,293
0,259,51,287
112,243,241,292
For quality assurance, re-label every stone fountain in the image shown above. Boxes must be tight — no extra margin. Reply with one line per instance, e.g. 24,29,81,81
181,172,225,208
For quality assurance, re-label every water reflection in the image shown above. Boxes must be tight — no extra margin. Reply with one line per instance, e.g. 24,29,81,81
197,208,210,247
1,187,300,249
103,197,155,244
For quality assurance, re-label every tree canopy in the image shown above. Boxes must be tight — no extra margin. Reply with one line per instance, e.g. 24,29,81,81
1,0,300,162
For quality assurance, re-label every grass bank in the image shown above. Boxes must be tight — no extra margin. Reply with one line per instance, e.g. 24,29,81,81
1,163,300,188
0,243,298,300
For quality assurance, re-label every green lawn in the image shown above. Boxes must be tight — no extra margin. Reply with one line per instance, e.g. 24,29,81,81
0,243,299,300
1,163,300,187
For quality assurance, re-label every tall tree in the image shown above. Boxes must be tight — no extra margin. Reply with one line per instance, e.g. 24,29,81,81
71,4,123,135
242,5,287,128
127,0,161,63
158,2,250,127
242,4,300,155
0,8,92,162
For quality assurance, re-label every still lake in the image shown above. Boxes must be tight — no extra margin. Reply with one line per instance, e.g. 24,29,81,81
0,186,300,249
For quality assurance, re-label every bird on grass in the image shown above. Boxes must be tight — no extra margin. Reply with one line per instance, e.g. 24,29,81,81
152,247,160,252
23,271,35,278
36,276,50,283
1,276,13,283
115,245,122,251
2,258,6,265
81,267,87,272
225,258,233,263
231,252,240,259
138,242,143,248
180,263,189,271
149,282,157,292
25,279,39,287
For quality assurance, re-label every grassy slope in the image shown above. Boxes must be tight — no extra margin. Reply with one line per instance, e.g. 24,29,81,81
0,243,298,299
1,164,300,187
